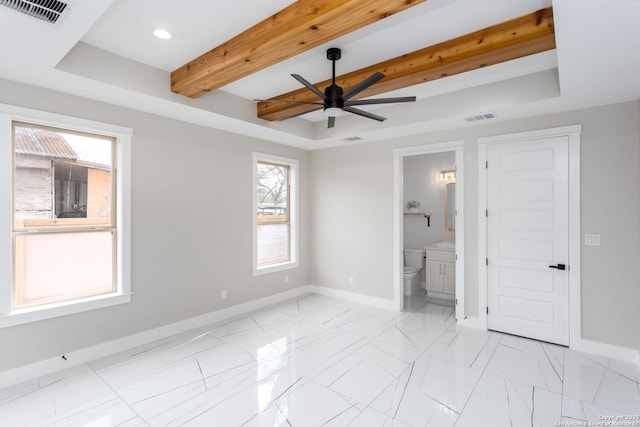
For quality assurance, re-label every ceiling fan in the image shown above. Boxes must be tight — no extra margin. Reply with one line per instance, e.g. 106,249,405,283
255,48,416,128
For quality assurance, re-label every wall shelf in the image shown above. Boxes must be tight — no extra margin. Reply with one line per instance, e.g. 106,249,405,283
403,212,432,226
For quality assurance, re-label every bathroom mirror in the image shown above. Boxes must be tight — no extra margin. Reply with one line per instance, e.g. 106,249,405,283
445,182,455,231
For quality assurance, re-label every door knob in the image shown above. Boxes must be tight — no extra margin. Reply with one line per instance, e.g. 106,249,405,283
548,264,566,270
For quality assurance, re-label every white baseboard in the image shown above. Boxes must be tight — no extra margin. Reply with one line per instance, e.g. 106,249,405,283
457,315,485,329
0,286,313,389
571,338,640,365
308,285,396,311
3,285,638,389
426,290,455,301
450,317,639,366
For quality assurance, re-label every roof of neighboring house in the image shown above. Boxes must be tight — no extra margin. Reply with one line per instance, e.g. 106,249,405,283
14,126,77,160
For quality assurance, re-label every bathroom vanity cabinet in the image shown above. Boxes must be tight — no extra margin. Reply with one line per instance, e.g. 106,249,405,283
425,247,455,295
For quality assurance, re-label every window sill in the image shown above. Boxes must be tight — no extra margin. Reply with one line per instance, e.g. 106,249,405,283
0,292,131,328
253,261,298,277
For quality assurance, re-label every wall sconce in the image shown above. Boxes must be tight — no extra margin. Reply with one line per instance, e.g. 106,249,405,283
440,170,456,181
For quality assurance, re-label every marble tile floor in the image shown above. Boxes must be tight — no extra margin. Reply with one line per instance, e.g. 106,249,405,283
1,294,639,427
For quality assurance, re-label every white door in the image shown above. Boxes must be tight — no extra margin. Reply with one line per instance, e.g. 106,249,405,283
487,136,569,345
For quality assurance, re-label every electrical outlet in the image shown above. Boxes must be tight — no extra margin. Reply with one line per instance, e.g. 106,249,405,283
585,234,600,246
284,275,289,284
221,290,227,300
348,277,354,286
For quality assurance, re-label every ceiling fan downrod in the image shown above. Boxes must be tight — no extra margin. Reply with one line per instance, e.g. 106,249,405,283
324,48,344,112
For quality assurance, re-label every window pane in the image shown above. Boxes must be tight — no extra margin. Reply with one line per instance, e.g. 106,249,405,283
257,162,288,223
14,124,113,229
257,224,290,267
14,231,114,308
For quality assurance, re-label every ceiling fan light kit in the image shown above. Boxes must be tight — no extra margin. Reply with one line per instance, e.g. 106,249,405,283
324,107,346,117
255,47,416,129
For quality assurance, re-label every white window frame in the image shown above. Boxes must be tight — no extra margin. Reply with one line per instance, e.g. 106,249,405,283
252,152,298,276
0,103,132,327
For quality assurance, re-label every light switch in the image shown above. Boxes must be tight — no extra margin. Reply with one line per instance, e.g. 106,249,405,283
585,234,600,246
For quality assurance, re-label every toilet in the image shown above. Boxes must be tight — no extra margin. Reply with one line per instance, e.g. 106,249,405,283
403,248,425,296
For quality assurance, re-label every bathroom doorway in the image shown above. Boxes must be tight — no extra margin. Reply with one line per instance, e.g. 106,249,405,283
393,141,464,321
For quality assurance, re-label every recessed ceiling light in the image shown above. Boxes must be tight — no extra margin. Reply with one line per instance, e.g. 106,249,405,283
151,28,173,40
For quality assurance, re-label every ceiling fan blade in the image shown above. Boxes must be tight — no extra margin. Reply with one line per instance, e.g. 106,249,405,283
345,96,416,106
254,99,323,105
291,74,326,100
328,116,336,128
343,106,386,122
342,72,385,101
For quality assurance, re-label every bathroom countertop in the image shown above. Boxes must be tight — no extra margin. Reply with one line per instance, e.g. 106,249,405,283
425,241,455,251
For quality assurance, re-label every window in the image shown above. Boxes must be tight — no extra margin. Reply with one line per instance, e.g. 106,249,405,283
0,105,131,326
253,153,298,275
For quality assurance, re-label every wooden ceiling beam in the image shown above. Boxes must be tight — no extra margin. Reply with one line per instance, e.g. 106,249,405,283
171,0,427,98
257,7,555,121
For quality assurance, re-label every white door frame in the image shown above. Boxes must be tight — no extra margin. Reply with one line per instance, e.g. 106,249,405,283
393,141,465,321
478,125,581,346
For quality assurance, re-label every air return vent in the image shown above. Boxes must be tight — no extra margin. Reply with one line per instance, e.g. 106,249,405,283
0,0,69,24
464,113,496,122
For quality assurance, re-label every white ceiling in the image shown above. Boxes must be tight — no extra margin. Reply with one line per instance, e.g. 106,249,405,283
0,0,638,150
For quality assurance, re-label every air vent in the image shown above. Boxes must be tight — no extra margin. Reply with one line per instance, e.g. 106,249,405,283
0,0,69,24
464,113,496,122
343,136,363,142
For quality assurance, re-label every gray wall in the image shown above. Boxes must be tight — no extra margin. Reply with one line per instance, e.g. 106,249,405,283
310,100,640,350
1,77,638,370
403,152,455,249
0,79,310,371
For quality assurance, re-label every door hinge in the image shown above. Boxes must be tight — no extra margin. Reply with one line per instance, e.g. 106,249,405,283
486,209,488,217
486,258,488,266
486,307,489,315
485,161,488,169
455,298,458,305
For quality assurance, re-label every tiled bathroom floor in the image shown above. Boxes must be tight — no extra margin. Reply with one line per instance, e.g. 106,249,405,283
1,294,639,426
